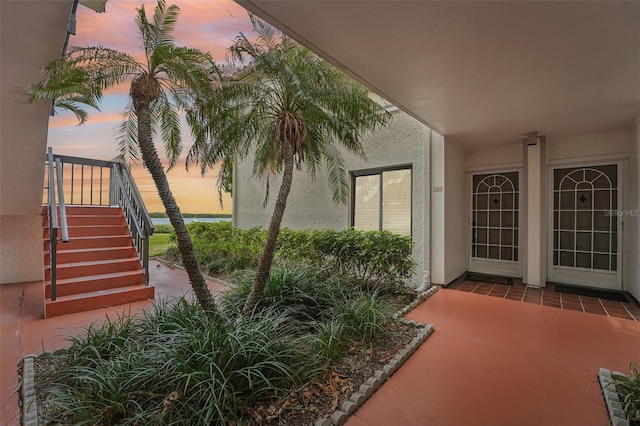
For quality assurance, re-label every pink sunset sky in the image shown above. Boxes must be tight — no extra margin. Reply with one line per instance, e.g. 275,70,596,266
47,0,255,214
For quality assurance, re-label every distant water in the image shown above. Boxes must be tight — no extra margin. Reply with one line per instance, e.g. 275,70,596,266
151,217,231,226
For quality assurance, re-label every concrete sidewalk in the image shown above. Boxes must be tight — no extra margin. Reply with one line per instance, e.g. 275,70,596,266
0,260,227,425
346,289,640,425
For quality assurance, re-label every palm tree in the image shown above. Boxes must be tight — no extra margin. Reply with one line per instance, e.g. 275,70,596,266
29,0,218,314
190,17,391,315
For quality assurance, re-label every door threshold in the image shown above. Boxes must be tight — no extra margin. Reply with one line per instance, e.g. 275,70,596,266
465,272,513,286
549,282,628,302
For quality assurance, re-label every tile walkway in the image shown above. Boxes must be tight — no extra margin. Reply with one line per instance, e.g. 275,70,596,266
346,288,640,426
447,276,640,321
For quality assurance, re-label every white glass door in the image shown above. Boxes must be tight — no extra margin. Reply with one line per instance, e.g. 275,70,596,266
548,164,622,290
469,171,521,277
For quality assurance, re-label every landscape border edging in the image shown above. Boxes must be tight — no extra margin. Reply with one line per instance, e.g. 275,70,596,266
598,367,630,426
315,285,440,426
20,354,38,426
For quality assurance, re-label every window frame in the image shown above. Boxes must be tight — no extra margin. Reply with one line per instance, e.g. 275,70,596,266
350,164,413,236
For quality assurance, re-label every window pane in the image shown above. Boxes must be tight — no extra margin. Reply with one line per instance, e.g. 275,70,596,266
354,175,380,231
382,169,411,236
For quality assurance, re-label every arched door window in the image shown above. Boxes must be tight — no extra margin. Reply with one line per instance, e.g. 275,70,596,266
472,172,519,262
553,165,617,271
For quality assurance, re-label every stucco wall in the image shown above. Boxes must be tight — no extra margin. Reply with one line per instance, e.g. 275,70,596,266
626,121,640,300
547,131,629,164
0,215,44,284
467,143,523,171
234,110,430,287
444,138,468,284
1,0,73,216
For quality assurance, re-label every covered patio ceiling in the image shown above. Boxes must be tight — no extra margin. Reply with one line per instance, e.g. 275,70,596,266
238,1,640,149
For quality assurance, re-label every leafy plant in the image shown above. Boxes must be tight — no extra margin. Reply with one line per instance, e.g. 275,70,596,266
36,298,321,425
177,222,414,287
311,319,347,362
276,227,415,288
613,362,640,424
337,291,389,342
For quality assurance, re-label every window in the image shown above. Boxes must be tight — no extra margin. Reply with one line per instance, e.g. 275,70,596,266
352,167,412,236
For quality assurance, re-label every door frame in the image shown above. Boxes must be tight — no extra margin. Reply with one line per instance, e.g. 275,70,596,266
546,160,623,290
468,168,523,278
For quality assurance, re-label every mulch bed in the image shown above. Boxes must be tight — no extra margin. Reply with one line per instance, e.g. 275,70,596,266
28,284,421,425
238,320,417,425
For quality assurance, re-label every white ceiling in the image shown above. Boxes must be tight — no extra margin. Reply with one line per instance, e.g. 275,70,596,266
238,0,640,149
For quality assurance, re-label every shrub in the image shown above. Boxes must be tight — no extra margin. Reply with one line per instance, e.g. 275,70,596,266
36,298,320,425
278,228,414,289
153,224,173,234
220,265,345,324
337,291,389,342
184,223,414,287
169,222,266,275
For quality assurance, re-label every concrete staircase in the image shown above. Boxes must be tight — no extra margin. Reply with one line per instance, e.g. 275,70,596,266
43,206,154,317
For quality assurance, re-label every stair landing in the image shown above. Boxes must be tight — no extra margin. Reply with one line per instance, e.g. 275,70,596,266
43,205,154,317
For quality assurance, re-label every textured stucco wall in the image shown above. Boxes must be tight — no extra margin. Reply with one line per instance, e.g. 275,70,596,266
234,110,430,287
626,122,640,300
443,138,468,284
0,215,44,284
1,0,73,216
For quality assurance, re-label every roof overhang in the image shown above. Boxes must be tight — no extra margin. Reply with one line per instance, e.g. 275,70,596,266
79,0,107,14
238,1,640,149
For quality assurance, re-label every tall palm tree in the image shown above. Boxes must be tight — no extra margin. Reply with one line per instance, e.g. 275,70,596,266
190,17,391,315
29,0,218,314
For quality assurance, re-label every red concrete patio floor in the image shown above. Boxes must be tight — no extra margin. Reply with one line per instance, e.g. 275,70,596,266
0,260,227,425
346,288,640,426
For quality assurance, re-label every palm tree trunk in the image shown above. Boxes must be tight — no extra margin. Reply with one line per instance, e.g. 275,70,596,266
243,142,294,315
136,102,218,315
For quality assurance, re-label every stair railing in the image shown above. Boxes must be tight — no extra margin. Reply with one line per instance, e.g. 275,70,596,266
44,152,154,286
45,148,69,301
110,161,154,285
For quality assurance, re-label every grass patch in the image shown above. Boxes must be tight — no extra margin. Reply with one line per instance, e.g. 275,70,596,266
149,233,174,257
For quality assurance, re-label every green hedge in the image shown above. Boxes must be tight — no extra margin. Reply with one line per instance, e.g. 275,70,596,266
177,222,414,286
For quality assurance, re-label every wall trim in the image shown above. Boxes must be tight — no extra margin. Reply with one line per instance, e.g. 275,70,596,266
547,153,628,167
466,162,524,173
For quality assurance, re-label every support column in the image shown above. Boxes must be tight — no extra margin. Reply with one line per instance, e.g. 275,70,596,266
430,132,446,285
524,132,546,287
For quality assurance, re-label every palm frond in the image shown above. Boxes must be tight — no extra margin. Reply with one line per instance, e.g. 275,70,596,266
322,143,349,205
152,94,182,169
115,102,140,161
136,0,180,66
52,98,91,124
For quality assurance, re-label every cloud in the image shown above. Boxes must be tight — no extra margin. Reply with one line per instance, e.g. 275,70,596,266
49,0,253,214
75,0,253,63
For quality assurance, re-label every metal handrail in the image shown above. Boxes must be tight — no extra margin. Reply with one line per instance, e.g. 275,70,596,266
46,148,69,301
46,148,59,300
55,157,69,243
119,161,154,234
112,164,144,239
46,148,58,230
